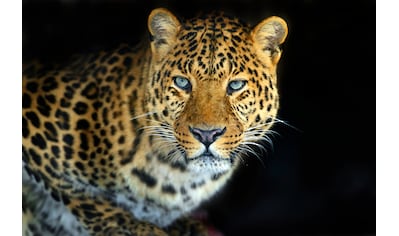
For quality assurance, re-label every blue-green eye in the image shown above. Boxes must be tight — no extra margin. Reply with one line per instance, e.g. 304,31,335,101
227,80,247,95
173,76,192,92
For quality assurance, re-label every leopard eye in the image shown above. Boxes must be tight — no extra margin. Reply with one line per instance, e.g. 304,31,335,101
227,80,247,95
173,76,192,92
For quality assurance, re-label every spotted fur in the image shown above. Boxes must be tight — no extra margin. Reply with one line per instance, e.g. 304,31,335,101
23,8,288,235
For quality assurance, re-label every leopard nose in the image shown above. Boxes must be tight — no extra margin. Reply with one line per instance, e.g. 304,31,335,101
189,127,226,148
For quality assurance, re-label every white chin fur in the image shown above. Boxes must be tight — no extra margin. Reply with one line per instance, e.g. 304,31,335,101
186,156,232,174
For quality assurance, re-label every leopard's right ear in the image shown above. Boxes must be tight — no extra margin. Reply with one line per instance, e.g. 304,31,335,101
148,8,181,61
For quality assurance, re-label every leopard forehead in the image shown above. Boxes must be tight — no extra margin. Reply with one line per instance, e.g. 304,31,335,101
163,13,257,80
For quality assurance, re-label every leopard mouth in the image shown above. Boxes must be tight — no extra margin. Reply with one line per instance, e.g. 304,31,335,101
186,150,233,174
189,151,217,161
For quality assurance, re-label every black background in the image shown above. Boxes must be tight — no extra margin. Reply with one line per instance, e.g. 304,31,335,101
23,0,376,235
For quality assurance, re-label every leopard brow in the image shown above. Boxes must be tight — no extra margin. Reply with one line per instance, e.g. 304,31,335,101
218,25,235,76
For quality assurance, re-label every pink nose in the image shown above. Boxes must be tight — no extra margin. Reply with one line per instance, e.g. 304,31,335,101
189,127,226,148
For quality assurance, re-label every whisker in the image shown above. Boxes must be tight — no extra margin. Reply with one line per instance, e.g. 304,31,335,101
273,116,302,132
235,145,265,167
130,111,157,121
141,118,166,125
231,149,245,164
141,128,174,136
244,132,275,152
241,140,266,150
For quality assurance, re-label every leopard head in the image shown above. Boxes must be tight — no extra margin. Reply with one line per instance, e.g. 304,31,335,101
145,8,288,175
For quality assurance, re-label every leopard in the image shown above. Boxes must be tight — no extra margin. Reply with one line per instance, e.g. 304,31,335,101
22,7,288,236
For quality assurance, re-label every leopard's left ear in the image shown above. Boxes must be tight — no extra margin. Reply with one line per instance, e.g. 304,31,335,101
148,8,181,61
251,16,288,65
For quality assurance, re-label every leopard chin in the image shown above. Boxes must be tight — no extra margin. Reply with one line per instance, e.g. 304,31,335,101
186,153,235,175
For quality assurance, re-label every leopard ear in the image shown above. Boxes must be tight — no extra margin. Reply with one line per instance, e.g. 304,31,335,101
251,16,288,65
148,8,181,61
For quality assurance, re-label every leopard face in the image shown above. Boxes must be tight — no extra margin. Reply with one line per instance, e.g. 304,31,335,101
145,9,288,175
